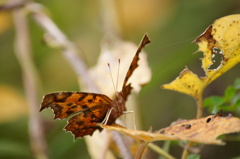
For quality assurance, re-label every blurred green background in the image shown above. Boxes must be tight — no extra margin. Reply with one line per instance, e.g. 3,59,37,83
0,0,240,158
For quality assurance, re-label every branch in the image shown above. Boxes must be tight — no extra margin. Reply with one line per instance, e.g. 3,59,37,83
12,6,48,159
111,131,133,159
26,2,99,93
0,0,28,11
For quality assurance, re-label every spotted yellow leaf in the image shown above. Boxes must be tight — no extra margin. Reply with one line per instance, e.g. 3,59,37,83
162,68,204,99
162,14,240,99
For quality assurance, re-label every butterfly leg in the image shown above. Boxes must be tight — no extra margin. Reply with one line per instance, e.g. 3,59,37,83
122,111,134,114
101,107,113,125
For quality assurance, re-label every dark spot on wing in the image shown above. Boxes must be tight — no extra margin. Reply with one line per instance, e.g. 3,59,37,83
56,93,72,103
66,110,74,115
81,105,88,109
54,104,63,112
88,99,93,103
91,114,96,120
90,120,96,123
83,109,92,117
78,93,88,102
77,121,85,126
71,105,78,109
124,76,129,83
129,63,133,70
67,103,73,106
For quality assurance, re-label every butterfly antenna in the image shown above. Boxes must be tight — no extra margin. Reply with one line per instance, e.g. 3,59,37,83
108,63,116,91
116,59,121,91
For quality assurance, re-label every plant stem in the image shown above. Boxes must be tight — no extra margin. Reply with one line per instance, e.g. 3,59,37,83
160,141,172,159
181,142,194,159
112,131,133,159
28,3,99,93
135,142,148,159
148,143,175,159
13,6,48,159
196,94,203,118
182,94,203,159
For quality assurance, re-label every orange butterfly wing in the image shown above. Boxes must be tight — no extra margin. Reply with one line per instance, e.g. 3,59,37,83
106,34,151,129
121,34,151,100
40,92,113,138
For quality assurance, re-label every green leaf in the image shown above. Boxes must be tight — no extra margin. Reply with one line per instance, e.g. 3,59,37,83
187,154,201,159
219,105,234,112
224,86,237,102
0,139,30,158
234,78,240,89
203,96,225,113
203,96,225,107
232,93,240,106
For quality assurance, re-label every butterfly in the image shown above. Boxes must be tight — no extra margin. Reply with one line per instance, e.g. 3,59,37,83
40,34,151,139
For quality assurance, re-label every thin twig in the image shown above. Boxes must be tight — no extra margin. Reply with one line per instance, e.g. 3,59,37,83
12,6,48,159
160,140,171,159
112,131,133,159
134,142,148,159
181,142,194,159
148,143,175,159
0,0,28,11
99,0,122,36
27,2,99,93
182,94,203,158
196,95,203,118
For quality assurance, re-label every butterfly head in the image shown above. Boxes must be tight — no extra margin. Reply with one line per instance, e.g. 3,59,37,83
112,92,126,115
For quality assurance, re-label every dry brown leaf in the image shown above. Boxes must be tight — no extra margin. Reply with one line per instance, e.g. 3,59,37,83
99,123,176,143
100,114,240,145
158,114,240,145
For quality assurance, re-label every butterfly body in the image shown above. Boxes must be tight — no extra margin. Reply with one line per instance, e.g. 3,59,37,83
40,34,150,138
107,91,126,124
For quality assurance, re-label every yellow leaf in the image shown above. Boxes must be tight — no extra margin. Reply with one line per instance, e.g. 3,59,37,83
162,68,204,99
162,14,240,99
195,14,240,84
99,114,240,145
